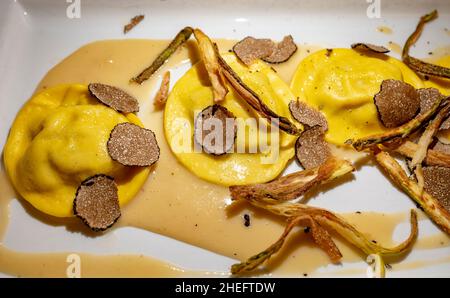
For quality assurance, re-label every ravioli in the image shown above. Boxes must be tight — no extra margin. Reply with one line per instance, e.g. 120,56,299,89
3,84,150,217
164,53,297,186
290,48,424,145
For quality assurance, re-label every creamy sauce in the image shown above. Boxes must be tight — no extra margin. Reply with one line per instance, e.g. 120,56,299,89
1,39,449,277
377,26,393,35
0,245,188,278
392,255,450,272
388,41,402,55
428,46,450,60
415,233,450,250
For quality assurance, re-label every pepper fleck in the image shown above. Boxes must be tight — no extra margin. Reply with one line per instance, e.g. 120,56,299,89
243,214,251,227
416,202,424,211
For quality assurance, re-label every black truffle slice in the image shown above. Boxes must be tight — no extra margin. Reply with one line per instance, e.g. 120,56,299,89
295,126,331,169
262,35,297,64
423,166,450,212
416,87,450,130
89,83,140,113
194,104,237,156
233,37,275,66
107,123,160,167
351,43,390,53
289,100,328,132
418,88,443,116
74,175,121,231
374,79,420,128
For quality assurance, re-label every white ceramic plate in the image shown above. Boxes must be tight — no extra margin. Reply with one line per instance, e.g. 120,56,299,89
0,0,449,277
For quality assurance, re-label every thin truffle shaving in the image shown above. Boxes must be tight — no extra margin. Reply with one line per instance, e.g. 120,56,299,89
262,35,297,64
423,166,450,212
402,10,450,79
232,35,297,65
418,88,443,116
194,104,237,155
351,95,446,150
232,37,275,66
351,43,390,54
289,100,328,131
216,45,300,135
107,123,160,167
375,151,450,234
373,79,420,128
295,126,331,169
88,83,140,113
131,27,193,84
193,29,228,102
73,175,121,232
